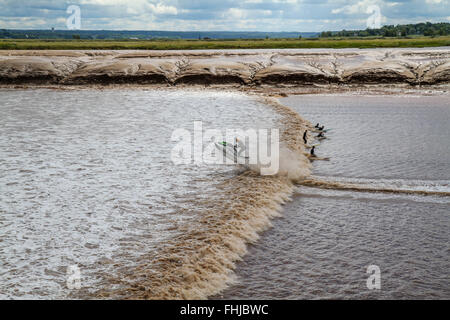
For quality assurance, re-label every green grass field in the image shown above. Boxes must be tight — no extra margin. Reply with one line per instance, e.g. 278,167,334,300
0,36,449,50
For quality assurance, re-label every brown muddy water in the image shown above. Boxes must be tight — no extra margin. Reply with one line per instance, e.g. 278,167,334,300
0,88,289,299
218,95,450,299
0,89,448,299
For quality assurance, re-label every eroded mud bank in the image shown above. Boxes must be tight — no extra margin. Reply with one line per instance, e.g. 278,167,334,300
0,48,449,86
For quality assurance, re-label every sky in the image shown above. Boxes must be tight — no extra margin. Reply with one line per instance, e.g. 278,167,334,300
0,0,449,32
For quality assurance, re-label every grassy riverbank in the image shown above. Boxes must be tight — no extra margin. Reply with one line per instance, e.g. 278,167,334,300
0,36,449,50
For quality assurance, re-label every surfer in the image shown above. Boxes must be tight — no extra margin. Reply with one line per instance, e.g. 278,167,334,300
303,130,308,144
315,123,320,128
310,146,316,156
317,125,325,131
234,137,245,157
317,131,325,138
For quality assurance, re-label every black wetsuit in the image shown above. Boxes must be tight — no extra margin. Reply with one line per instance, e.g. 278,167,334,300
303,130,307,144
310,146,315,156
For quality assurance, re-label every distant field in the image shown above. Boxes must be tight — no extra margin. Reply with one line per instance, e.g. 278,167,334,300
0,36,449,50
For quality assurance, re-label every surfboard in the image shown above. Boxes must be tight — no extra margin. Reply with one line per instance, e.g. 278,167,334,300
307,154,330,161
214,142,248,165
312,128,332,133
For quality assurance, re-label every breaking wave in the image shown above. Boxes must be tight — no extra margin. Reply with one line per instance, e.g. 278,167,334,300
94,97,312,299
91,95,448,300
298,176,450,197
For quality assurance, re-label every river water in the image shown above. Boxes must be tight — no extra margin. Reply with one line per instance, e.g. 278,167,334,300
219,94,450,299
0,90,448,299
0,88,280,299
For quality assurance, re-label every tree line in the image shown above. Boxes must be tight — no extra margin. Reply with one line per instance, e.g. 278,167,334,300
320,22,449,38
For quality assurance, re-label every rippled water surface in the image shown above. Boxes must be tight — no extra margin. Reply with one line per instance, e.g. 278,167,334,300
0,89,278,299
219,95,450,299
1,90,449,299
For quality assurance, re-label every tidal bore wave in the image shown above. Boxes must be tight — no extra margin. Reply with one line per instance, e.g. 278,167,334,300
93,98,312,299
298,177,450,197
92,96,449,300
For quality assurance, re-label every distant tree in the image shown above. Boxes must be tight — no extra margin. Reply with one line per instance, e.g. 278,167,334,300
72,34,81,39
317,22,449,39
424,29,433,36
319,31,333,38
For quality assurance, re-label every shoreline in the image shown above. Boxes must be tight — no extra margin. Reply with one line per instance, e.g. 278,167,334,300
2,83,449,99
0,48,449,87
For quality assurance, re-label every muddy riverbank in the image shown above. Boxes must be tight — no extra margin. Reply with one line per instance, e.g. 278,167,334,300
0,48,449,87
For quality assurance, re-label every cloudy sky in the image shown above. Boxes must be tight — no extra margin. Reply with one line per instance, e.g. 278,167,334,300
0,0,449,32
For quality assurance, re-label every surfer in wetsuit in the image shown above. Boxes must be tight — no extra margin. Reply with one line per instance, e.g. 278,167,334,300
310,146,316,157
315,123,320,128
317,125,325,131
234,137,245,157
317,131,325,138
303,130,308,144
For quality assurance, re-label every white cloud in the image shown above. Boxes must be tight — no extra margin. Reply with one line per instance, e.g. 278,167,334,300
80,0,141,5
332,0,381,15
0,0,449,32
149,3,177,15
80,0,176,15
228,8,246,19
